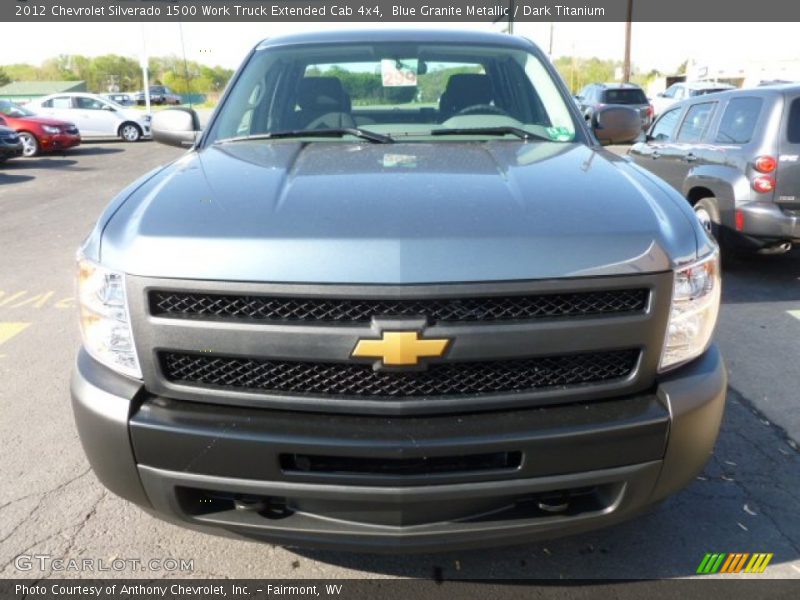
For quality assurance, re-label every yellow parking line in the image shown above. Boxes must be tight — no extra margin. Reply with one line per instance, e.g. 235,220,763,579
0,323,31,352
789,310,800,321
0,290,74,310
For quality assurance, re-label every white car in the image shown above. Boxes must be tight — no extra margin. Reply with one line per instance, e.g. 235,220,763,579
651,81,736,118
27,93,151,142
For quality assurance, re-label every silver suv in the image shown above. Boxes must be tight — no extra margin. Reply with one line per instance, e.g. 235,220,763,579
631,84,800,254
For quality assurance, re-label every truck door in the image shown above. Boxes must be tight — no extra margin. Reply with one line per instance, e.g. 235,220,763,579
629,105,684,191
670,101,718,187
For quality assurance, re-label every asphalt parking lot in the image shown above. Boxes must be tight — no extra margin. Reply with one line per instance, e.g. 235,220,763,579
0,141,799,580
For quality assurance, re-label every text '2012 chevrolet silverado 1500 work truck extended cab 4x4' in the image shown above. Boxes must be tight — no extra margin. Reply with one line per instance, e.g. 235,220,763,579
71,30,726,552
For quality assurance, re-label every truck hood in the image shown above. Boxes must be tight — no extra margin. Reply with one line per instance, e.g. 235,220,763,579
100,140,700,283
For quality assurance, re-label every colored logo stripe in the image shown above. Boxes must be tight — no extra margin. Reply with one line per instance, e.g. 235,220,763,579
745,553,773,573
697,553,725,574
697,553,773,574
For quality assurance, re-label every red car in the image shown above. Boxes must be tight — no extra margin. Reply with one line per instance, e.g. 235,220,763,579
0,100,81,157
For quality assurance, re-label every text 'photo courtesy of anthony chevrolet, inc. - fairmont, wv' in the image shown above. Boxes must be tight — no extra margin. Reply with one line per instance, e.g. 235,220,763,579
1,0,800,599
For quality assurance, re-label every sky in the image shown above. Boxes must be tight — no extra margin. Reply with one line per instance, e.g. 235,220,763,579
0,21,797,75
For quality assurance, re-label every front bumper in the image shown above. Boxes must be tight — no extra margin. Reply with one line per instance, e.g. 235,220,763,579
71,345,726,552
0,140,23,159
40,133,81,153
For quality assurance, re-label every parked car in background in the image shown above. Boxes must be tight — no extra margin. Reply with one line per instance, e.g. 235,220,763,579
102,93,136,107
630,84,800,255
135,86,182,106
575,82,653,129
0,124,24,163
651,81,736,117
27,93,151,142
0,99,81,157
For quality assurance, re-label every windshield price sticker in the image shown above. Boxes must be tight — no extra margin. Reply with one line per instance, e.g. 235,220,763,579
381,59,418,87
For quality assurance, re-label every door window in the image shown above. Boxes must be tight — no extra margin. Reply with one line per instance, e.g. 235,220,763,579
75,97,107,110
716,97,763,144
677,102,716,143
786,97,800,144
650,107,682,141
43,96,73,109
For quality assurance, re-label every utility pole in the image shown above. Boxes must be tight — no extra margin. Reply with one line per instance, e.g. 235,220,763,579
548,22,554,57
623,0,633,82
495,1,515,34
140,24,151,113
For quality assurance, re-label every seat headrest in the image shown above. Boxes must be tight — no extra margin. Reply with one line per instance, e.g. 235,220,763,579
297,77,350,112
440,74,493,115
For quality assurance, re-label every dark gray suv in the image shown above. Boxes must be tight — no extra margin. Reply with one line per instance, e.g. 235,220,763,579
630,85,800,254
575,82,653,130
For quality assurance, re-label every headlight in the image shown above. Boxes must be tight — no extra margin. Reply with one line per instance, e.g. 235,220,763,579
42,125,60,134
77,257,141,379
659,251,721,371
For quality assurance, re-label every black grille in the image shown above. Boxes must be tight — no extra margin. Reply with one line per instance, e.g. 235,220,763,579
281,451,522,476
160,350,639,399
150,289,648,324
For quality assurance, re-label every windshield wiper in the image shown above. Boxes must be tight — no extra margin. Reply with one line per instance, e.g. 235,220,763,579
430,126,550,142
216,128,393,145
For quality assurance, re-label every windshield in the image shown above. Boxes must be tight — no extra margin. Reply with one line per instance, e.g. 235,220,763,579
207,41,577,144
602,88,647,104
0,100,36,118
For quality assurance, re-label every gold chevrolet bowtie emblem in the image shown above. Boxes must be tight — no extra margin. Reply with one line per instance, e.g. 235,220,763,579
352,331,450,366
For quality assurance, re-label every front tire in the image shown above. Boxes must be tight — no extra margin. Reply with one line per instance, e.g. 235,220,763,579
119,123,142,142
18,132,39,157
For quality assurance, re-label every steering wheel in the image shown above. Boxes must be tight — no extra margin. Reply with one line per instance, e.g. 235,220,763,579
304,112,357,130
454,104,511,118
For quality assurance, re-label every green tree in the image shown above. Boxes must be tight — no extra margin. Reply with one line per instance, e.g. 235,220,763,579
0,68,10,87
3,64,42,81
0,54,234,94
91,54,140,92
553,56,619,93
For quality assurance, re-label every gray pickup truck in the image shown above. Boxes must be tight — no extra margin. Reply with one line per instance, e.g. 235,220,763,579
71,30,726,552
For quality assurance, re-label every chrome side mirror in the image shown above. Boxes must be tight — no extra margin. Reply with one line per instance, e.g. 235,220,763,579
152,108,201,148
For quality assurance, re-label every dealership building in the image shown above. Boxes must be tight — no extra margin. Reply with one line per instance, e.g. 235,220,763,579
0,80,87,104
